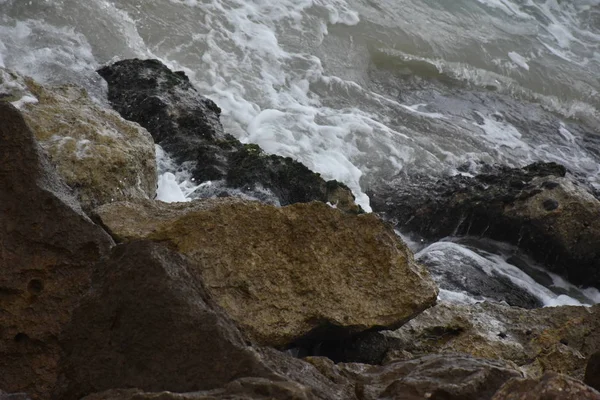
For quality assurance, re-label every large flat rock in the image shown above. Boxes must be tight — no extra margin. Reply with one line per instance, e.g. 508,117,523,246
93,198,438,347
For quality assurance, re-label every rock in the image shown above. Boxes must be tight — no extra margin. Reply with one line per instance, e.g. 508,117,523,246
306,354,522,400
369,162,600,288
585,351,600,391
0,102,114,398
56,241,354,400
97,59,359,212
492,372,600,399
79,380,314,400
0,68,157,212
384,301,600,380
0,392,32,400
416,241,543,309
79,354,522,400
92,198,438,348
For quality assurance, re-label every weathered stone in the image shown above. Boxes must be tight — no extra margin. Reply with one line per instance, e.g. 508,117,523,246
56,241,354,400
384,301,600,380
492,372,600,399
306,354,522,400
93,198,438,348
370,162,600,287
0,68,157,212
97,59,359,212
78,354,522,400
0,102,114,398
585,351,600,391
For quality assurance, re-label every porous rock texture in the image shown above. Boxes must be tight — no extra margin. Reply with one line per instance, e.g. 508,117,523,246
370,162,600,287
97,59,360,212
92,198,438,348
0,102,114,398
0,68,157,212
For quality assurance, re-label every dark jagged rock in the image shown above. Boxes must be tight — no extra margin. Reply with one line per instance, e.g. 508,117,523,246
55,241,354,400
369,162,600,288
97,59,359,212
0,102,114,398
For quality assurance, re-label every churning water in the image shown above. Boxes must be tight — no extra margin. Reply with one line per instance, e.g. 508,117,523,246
1,0,599,305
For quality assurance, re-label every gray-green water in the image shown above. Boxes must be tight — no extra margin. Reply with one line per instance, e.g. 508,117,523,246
1,0,599,306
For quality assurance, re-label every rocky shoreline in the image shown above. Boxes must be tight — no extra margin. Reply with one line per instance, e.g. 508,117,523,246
1,59,600,399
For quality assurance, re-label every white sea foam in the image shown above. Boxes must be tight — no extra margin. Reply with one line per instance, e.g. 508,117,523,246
417,240,596,308
508,51,530,71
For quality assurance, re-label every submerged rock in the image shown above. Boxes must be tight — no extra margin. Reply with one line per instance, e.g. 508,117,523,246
0,68,157,212
384,301,600,380
97,59,359,212
370,162,600,288
492,372,600,399
0,102,114,398
92,198,438,348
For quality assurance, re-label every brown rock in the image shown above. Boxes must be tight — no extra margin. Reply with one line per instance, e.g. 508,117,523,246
56,241,354,400
92,199,438,347
1,68,157,212
585,351,600,391
385,301,600,380
492,372,600,399
0,102,114,398
77,354,522,400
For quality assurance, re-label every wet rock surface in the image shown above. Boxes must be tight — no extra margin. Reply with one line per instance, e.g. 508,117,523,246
369,162,600,288
416,241,543,309
0,68,157,212
92,198,438,348
97,59,359,211
492,372,600,399
0,102,114,398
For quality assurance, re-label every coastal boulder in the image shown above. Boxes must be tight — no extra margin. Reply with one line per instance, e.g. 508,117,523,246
0,102,114,398
0,68,157,212
370,162,600,288
97,59,359,212
56,241,354,400
93,198,438,348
